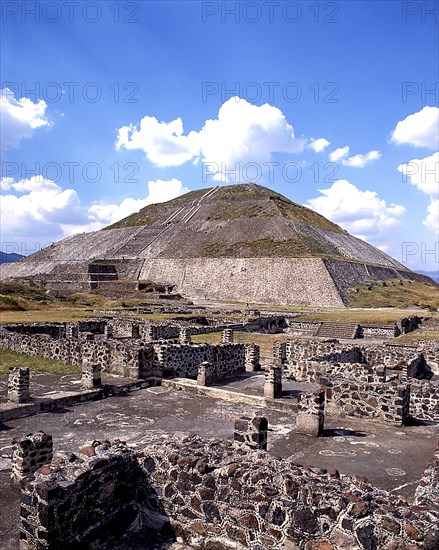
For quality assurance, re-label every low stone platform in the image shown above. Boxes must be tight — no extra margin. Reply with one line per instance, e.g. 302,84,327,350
0,373,162,422
161,373,317,414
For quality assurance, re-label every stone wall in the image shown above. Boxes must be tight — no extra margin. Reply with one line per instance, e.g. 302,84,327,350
154,342,246,379
326,381,410,425
360,325,397,339
20,435,439,549
0,325,154,379
144,323,180,341
285,340,365,364
19,441,155,549
139,257,347,307
363,344,421,369
287,360,374,384
409,380,439,422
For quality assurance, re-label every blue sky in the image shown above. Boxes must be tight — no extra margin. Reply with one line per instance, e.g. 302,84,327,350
1,0,438,271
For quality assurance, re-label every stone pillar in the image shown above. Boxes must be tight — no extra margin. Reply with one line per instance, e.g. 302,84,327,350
179,327,192,344
264,365,282,398
234,416,268,450
296,387,325,437
375,365,387,383
104,324,113,339
145,325,156,342
197,361,214,386
81,363,102,389
245,344,261,372
401,384,411,425
401,365,408,383
221,328,234,344
8,367,30,403
66,323,79,339
11,431,53,483
273,341,286,365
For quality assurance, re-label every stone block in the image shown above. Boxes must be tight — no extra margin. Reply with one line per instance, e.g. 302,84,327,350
234,416,268,450
8,367,30,403
296,388,325,437
197,361,214,386
264,365,282,399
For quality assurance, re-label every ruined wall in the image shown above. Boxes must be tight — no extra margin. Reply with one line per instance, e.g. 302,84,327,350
144,324,180,341
326,381,410,425
19,435,439,550
1,323,66,339
363,344,421,369
360,325,397,339
0,326,153,379
19,441,151,549
287,360,373,384
409,380,439,422
154,342,246,379
285,340,365,364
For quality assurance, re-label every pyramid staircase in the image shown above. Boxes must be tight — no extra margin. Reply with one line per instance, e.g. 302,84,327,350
316,321,360,339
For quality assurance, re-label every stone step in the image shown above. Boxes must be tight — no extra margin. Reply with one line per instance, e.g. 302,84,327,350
316,322,359,339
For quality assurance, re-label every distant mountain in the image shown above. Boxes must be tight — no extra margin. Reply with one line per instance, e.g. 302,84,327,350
416,270,439,284
0,251,24,264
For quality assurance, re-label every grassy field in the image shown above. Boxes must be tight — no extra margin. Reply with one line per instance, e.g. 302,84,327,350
347,279,439,310
298,309,433,325
393,329,439,343
0,349,80,376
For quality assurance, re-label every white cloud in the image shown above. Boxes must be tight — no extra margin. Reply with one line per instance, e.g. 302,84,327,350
342,150,381,168
0,176,190,250
397,151,439,197
307,179,406,242
423,199,439,232
391,106,439,148
89,178,189,225
116,117,200,167
329,146,349,162
307,138,330,153
0,88,52,151
116,97,306,182
0,177,87,243
0,177,14,191
328,146,381,167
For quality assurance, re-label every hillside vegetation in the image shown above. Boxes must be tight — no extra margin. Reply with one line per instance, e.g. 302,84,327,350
104,184,346,234
347,279,439,309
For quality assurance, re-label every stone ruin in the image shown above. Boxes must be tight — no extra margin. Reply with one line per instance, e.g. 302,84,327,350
0,315,438,549
15,434,439,549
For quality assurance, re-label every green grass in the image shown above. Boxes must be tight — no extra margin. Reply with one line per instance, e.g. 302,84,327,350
298,309,435,325
348,279,439,309
392,329,439,344
0,349,80,376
